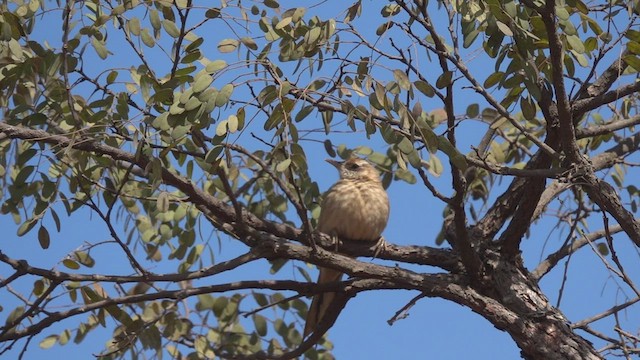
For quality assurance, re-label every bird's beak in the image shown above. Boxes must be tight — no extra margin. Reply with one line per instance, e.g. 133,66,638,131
325,159,342,170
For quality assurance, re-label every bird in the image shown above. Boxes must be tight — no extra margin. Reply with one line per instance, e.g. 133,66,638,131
303,157,390,338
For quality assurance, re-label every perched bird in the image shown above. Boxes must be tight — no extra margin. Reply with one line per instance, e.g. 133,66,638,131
303,157,390,338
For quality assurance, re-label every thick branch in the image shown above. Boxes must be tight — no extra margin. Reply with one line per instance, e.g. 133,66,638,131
573,81,640,115
498,176,546,257
576,115,640,139
540,1,640,250
1,232,462,343
0,122,461,273
542,0,580,161
574,56,627,103
582,177,640,247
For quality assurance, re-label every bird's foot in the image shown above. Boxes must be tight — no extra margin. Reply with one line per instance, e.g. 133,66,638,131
373,236,388,258
331,233,340,252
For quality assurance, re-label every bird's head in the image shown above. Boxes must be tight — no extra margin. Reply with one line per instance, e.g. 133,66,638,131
326,157,381,182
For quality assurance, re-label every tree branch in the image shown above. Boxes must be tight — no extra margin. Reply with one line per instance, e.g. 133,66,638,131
532,224,624,280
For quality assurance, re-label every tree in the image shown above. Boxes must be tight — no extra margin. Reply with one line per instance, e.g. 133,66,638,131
1,0,640,359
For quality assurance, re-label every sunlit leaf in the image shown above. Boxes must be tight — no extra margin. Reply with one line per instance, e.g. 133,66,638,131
39,335,58,349
217,39,239,53
276,158,291,172
91,38,108,59
206,60,227,73
393,69,411,91
162,20,180,38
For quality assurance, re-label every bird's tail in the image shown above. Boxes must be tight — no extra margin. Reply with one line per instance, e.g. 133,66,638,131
303,267,343,338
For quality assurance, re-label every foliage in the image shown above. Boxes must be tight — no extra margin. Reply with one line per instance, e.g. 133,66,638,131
1,0,640,359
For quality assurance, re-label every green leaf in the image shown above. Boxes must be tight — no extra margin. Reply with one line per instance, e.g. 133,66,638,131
205,8,221,18
376,21,393,36
437,136,468,171
463,29,480,48
38,225,50,249
596,242,609,256
51,209,61,232
406,148,422,168
184,97,201,111
212,296,229,317
397,137,414,154
264,111,283,130
275,17,293,30
192,73,213,93
566,35,585,54
466,104,479,118
152,112,170,131
215,84,234,106
74,251,95,268
395,168,417,184
414,80,435,97
150,9,161,30
435,71,453,89
623,55,640,72
240,37,258,50
496,21,513,36
206,60,227,73
276,158,291,172
292,7,306,22
217,39,239,53
216,120,228,136
33,279,45,296
162,20,180,38
39,335,58,349
17,219,37,237
141,29,155,47
381,4,401,17
106,71,118,84
205,146,224,163
295,105,313,122
6,306,25,325
626,30,640,42
484,72,504,88
555,6,570,20
323,139,336,157
171,125,190,140
427,155,443,176
306,26,322,45
197,294,215,311
520,97,536,120
393,69,411,91
253,314,268,336
111,5,125,15
157,191,170,212
227,115,239,133
63,259,80,270
91,38,108,59
264,0,280,9
128,18,141,35
236,108,246,131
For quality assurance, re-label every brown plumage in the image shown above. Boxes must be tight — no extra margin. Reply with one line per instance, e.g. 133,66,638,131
303,157,390,338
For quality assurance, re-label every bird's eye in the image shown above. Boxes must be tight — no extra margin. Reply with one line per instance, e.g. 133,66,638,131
345,162,360,170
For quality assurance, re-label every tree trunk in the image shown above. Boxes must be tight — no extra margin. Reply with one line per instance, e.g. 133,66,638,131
470,249,602,360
